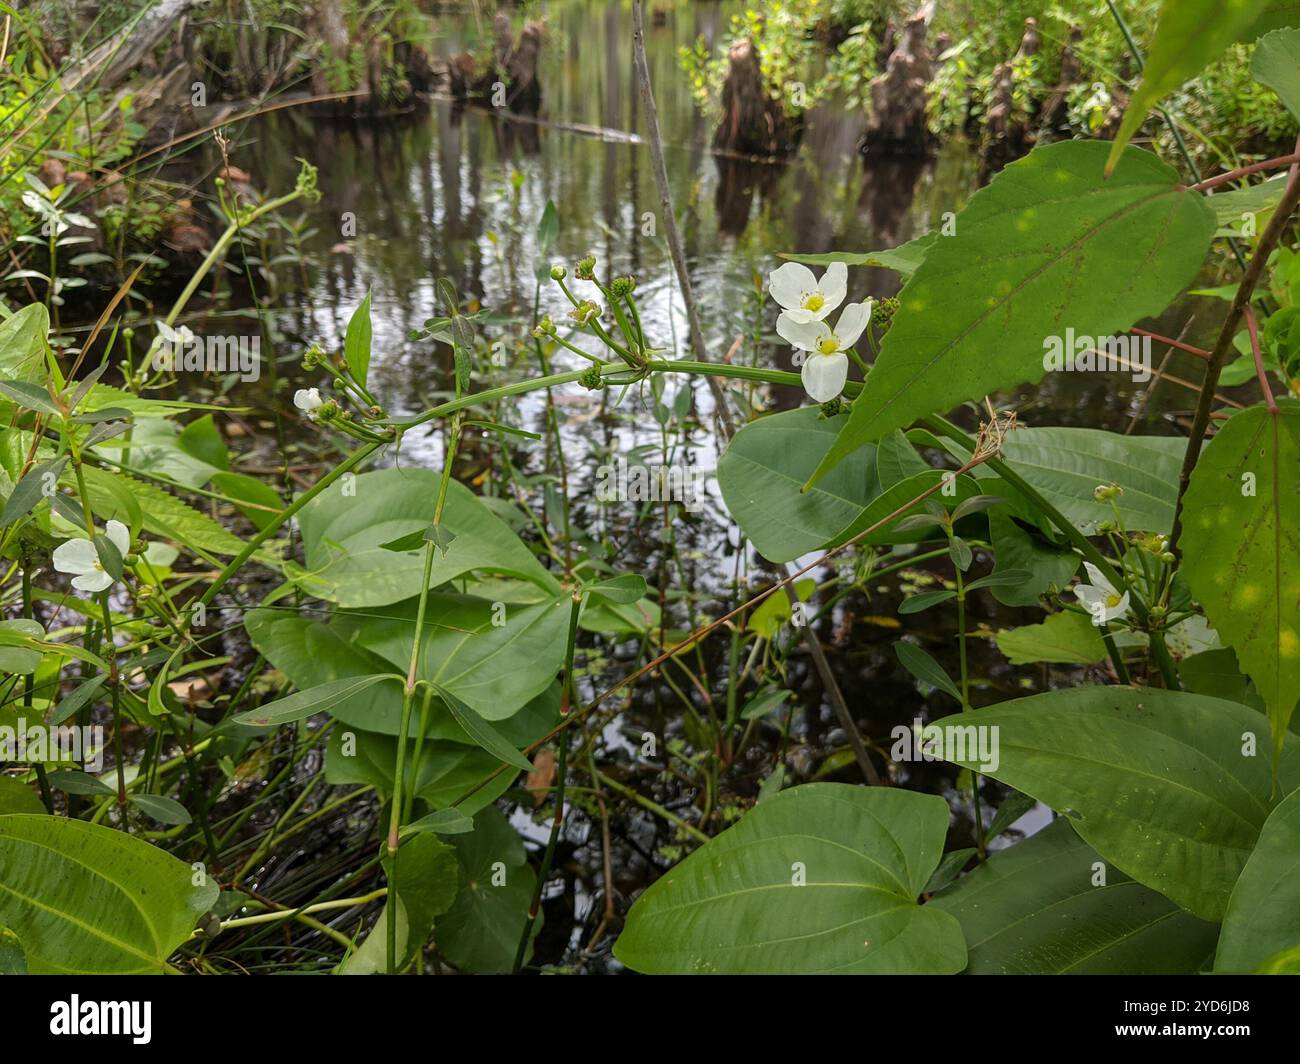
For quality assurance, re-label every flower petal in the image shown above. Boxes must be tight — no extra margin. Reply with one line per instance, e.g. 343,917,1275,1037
776,314,829,352
72,569,114,593
106,520,130,557
52,538,97,575
768,262,817,310
294,388,322,412
833,300,873,350
820,262,847,312
802,352,849,403
1082,561,1116,597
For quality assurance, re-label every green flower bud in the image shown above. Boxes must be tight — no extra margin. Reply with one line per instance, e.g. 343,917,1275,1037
609,275,636,299
532,315,556,338
871,297,900,325
550,264,567,281
575,254,597,280
579,365,604,390
1160,551,1176,564
1093,483,1124,502
569,300,600,326
1149,605,1167,621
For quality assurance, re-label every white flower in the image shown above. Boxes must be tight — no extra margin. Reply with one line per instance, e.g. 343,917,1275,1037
148,321,195,370
294,388,323,417
768,262,847,323
1073,562,1131,625
777,300,873,403
52,520,130,594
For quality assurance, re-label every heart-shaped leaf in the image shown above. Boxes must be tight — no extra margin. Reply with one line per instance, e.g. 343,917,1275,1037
613,784,966,974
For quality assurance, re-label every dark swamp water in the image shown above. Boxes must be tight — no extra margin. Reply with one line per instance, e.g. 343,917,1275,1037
123,1,1243,970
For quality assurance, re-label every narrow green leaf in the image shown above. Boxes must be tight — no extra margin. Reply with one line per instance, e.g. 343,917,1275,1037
345,288,374,387
895,641,961,701
232,674,402,728
1106,0,1270,172
436,685,535,773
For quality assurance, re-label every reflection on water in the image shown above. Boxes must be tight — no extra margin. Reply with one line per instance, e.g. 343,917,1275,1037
196,3,1226,960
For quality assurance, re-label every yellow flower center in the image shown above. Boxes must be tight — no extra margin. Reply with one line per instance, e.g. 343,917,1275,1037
816,336,840,355
1105,593,1122,609
802,293,825,312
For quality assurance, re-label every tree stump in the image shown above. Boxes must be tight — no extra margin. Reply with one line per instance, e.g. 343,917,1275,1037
712,39,800,158
859,7,935,157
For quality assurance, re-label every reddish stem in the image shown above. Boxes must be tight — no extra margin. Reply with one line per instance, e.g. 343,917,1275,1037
1243,304,1278,413
1129,326,1210,361
1189,152,1300,193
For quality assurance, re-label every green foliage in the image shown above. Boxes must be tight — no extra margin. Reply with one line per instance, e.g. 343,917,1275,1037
615,785,966,974
933,820,1220,974
932,687,1300,921
810,141,1216,483
1180,402,1300,761
0,815,217,974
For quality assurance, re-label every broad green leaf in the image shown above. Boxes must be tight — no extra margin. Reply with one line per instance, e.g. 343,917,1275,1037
780,231,936,278
0,814,217,973
933,820,1219,974
0,304,51,383
954,428,1187,535
324,727,514,815
232,674,402,728
244,606,561,741
295,467,559,607
1207,173,1287,224
342,833,458,974
0,777,44,815
345,288,374,387
613,784,966,974
342,594,569,722
717,407,878,563
987,511,1079,606
933,686,1300,920
435,806,538,973
0,927,25,973
810,142,1215,483
1215,784,1300,972
875,429,930,489
996,610,1107,665
579,596,661,635
1254,30,1300,117
1180,401,1300,761
1106,0,1270,172
1179,648,1264,712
